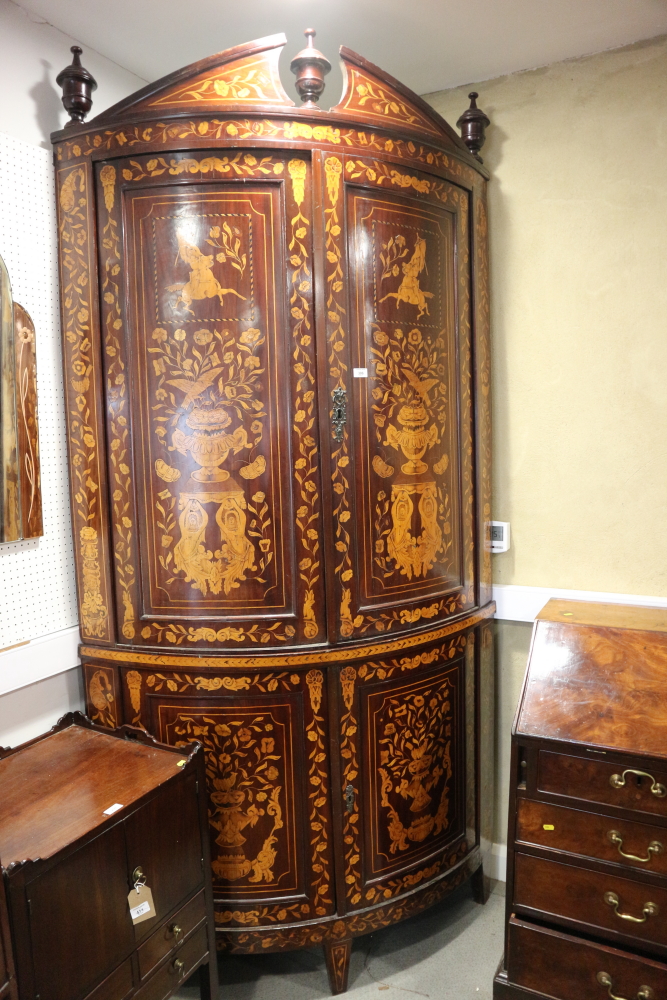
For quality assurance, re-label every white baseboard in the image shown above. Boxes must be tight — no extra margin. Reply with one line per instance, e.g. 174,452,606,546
492,584,667,623
487,842,507,881
0,626,80,696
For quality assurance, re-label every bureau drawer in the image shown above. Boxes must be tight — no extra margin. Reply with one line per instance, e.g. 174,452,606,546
538,751,667,818
515,852,667,951
507,916,667,1000
517,799,667,876
137,890,206,980
85,960,133,1000
133,925,207,1000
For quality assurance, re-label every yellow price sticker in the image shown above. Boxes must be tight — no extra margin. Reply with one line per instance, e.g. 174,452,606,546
543,824,555,831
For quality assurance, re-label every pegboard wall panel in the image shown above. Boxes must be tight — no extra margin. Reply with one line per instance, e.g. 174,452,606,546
0,131,78,648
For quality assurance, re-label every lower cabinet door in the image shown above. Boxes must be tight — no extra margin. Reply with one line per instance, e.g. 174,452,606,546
338,633,471,911
143,668,336,929
508,916,667,1000
125,774,203,939
27,824,134,1000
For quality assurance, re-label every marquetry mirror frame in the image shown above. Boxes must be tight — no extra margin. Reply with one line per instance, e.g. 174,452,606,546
0,253,42,542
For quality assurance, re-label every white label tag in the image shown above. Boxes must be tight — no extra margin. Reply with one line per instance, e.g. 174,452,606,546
353,368,368,378
130,900,151,920
127,884,155,925
103,803,123,816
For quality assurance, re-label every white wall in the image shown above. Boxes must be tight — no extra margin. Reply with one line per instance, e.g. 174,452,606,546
0,2,145,745
0,0,146,147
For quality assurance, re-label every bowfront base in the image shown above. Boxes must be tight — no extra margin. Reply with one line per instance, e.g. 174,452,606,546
80,609,494,994
217,854,487,993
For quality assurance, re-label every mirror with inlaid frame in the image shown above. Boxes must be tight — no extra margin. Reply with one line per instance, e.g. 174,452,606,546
0,253,42,542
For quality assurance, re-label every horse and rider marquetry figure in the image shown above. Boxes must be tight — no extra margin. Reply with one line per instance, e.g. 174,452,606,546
168,231,247,315
380,236,433,320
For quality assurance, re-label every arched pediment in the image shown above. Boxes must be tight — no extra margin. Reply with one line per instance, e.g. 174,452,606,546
331,46,467,153
90,34,295,123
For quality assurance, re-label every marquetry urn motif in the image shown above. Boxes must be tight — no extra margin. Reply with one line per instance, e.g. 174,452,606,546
53,33,494,994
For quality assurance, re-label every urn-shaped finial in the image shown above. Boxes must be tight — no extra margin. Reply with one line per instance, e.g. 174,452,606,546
456,92,491,163
56,46,98,126
290,29,331,106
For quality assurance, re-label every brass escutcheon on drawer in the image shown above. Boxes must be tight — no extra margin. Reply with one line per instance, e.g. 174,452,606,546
610,770,667,798
597,971,654,1000
603,891,659,923
607,830,663,864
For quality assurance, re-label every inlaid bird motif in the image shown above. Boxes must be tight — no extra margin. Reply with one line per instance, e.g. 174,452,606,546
166,367,223,409
401,366,441,405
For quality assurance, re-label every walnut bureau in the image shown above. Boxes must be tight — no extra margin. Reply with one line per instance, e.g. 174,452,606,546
52,31,495,993
0,713,218,1000
495,599,667,1000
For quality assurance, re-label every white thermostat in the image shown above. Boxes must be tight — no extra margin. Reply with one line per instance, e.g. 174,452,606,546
490,521,510,553
353,368,368,378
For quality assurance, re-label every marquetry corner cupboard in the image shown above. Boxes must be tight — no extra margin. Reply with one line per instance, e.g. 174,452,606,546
52,33,494,994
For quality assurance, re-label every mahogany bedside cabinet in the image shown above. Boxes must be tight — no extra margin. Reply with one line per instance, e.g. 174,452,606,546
0,712,218,1000
0,850,17,1000
495,599,667,1000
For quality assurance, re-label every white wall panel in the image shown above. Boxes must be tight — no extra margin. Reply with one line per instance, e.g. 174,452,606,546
0,132,79,652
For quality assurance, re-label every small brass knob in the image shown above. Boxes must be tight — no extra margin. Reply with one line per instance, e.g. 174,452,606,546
170,923,183,938
171,958,185,976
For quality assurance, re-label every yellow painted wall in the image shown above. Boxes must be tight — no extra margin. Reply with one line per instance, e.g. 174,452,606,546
425,35,667,595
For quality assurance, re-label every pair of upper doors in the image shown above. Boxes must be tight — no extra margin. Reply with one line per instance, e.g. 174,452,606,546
83,147,476,648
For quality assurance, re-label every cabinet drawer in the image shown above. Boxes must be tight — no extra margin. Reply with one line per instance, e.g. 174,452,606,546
538,752,667,818
515,852,667,950
508,916,667,1000
137,890,206,980
517,799,667,876
133,925,207,1000
85,960,133,1000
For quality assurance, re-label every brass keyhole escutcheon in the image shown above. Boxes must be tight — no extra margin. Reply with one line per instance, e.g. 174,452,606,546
609,769,667,798
344,783,355,814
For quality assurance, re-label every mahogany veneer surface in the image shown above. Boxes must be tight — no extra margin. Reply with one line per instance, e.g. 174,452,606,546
0,725,182,863
517,600,667,757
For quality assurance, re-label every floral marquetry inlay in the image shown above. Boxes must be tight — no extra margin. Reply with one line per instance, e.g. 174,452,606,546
58,164,110,641
55,34,492,969
148,49,293,109
335,63,442,139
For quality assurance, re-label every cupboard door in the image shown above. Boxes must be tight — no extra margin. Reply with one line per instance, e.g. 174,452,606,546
338,634,469,911
144,667,335,927
95,151,325,649
124,774,203,937
0,867,16,1000
321,155,475,642
27,825,133,1000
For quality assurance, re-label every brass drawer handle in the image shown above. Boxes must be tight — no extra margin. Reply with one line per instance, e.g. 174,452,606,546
597,972,654,1000
607,830,663,864
610,770,667,798
170,958,185,977
603,891,659,923
169,923,183,938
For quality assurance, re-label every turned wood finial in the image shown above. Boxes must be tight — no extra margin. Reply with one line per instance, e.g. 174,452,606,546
290,29,331,106
456,92,490,163
56,46,98,126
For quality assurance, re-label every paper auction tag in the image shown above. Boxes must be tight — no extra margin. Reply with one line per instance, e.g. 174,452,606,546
128,884,155,925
